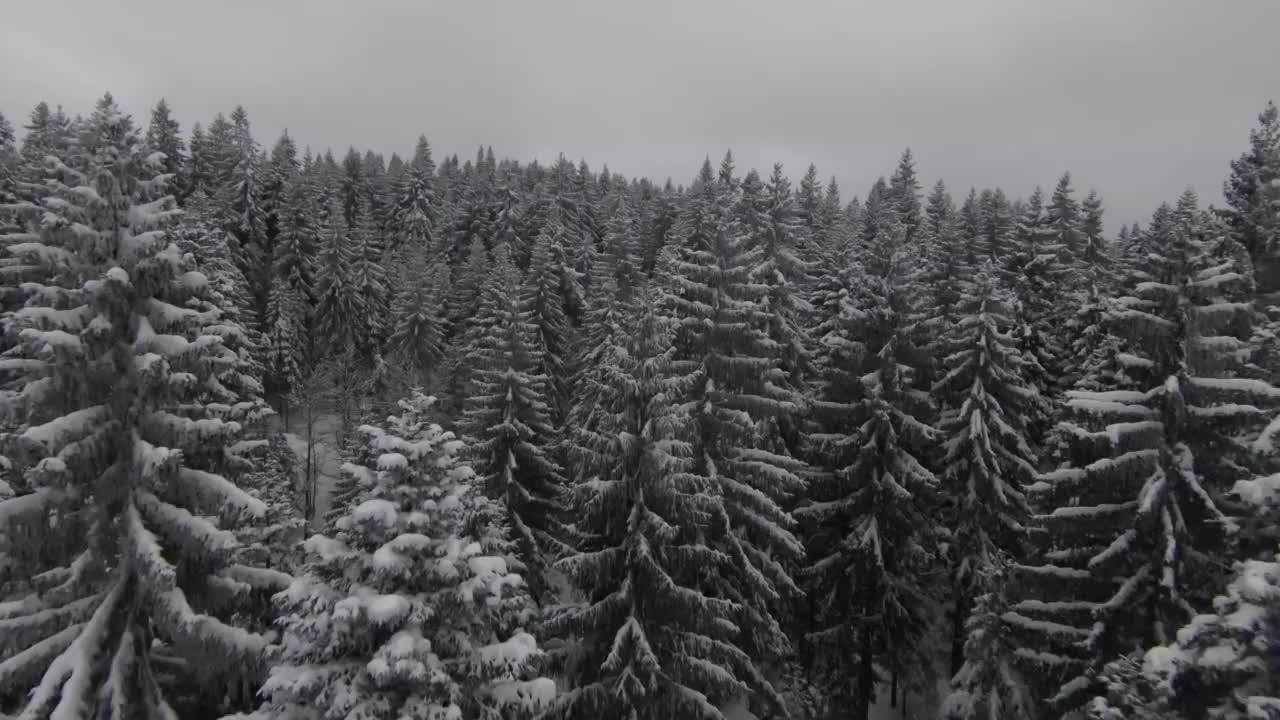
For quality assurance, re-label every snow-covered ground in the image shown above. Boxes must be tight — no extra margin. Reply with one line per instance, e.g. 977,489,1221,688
276,411,344,525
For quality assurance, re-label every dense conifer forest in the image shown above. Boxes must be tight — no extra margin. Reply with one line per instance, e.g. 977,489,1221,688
0,93,1277,720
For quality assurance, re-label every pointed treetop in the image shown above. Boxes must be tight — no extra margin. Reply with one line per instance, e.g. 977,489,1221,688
718,148,736,188
695,156,715,188
412,134,434,171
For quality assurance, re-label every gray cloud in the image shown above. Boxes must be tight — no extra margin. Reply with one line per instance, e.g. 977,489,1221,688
2,0,1278,227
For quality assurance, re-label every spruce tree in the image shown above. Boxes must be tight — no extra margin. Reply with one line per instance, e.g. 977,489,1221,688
887,148,923,245
313,199,363,356
519,221,575,425
979,188,1014,264
1222,101,1280,263
546,285,777,720
264,162,319,398
800,215,942,720
932,264,1037,675
143,99,185,195
940,558,1038,720
385,255,449,390
350,195,390,362
15,103,74,198
386,135,440,260
246,392,554,720
1082,189,1107,268
0,94,272,718
1047,171,1084,262
184,122,209,200
459,246,570,599
1006,187,1070,423
1011,195,1280,715
657,160,805,704
0,111,17,240
259,131,299,275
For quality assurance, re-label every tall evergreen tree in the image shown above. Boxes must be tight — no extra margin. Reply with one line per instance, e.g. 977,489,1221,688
932,264,1038,675
459,246,570,599
1047,171,1084,262
0,111,17,239
1007,187,1071,419
1222,101,1280,263
314,199,363,356
385,255,449,389
386,135,440,259
887,148,923,245
939,558,1038,720
519,226,574,426
657,160,806,705
143,99,185,194
800,214,943,720
547,285,777,719
0,94,272,718
1081,189,1107,269
1012,195,1280,715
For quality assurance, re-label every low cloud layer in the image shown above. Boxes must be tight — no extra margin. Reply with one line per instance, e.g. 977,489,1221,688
3,0,1278,227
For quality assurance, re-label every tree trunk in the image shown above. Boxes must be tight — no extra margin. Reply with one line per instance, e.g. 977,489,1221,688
951,588,969,677
856,630,874,720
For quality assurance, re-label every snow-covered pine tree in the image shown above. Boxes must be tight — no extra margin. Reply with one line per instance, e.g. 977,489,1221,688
260,169,320,410
0,111,17,249
143,100,185,199
1082,190,1107,268
519,220,575,426
1047,172,1084,266
174,190,265,401
14,103,74,203
263,281,306,410
800,212,943,720
313,198,363,357
956,188,983,268
385,253,449,391
931,263,1037,676
918,181,966,386
1143,554,1280,720
1011,192,1280,715
597,191,643,304
1087,472,1280,720
459,245,570,600
978,188,1014,265
796,163,823,239
350,194,390,363
221,108,268,327
386,135,440,262
813,176,848,262
886,148,923,246
1222,101,1280,264
490,184,529,271
546,283,778,720
1005,187,1070,430
449,155,496,271
939,558,1038,720
446,236,488,343
246,391,554,720
228,434,304,575
0,94,274,718
259,132,299,281
656,159,807,699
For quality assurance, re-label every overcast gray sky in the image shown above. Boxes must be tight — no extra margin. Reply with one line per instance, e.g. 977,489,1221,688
2,0,1278,228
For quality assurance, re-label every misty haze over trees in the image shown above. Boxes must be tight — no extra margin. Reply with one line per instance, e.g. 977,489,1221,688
0,89,1278,720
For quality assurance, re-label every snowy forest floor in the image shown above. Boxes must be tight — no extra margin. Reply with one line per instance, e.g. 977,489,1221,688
271,410,344,526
